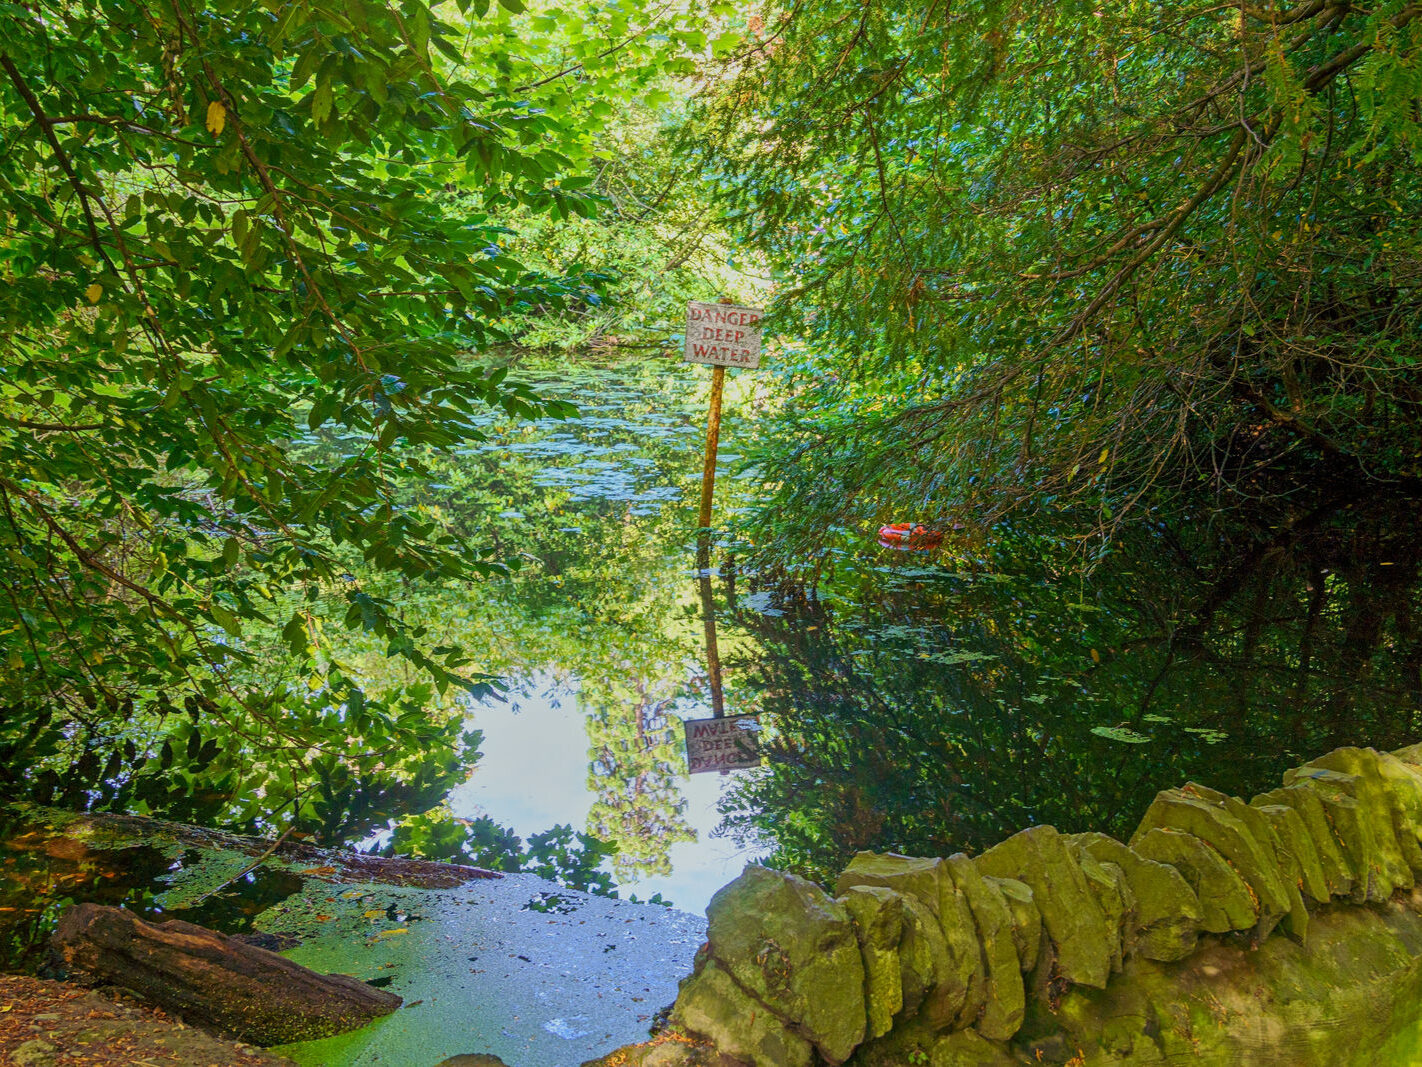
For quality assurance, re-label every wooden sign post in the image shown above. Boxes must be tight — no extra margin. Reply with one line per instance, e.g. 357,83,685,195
682,300,767,774
685,300,764,570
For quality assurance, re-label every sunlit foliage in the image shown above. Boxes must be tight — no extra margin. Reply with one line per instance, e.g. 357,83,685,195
698,0,1422,567
0,0,725,835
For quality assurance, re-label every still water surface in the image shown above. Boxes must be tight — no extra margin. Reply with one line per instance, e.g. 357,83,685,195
4,354,1419,948
407,356,1422,911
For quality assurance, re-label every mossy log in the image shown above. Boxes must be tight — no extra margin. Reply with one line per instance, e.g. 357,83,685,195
51,903,402,1045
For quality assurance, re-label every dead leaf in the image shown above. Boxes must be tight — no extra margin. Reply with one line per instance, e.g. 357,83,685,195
84,283,103,303
206,100,226,136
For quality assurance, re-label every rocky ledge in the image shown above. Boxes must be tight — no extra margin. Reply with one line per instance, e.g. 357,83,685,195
588,744,1422,1067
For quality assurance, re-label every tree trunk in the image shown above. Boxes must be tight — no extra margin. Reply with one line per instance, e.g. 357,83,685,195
52,903,401,1046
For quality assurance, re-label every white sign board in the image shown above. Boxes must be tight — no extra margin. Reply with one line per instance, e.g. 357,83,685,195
683,714,762,774
684,301,764,370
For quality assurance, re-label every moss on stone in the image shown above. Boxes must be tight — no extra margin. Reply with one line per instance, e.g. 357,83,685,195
835,853,948,917
1303,748,1422,877
976,826,1113,991
1131,790,1290,938
982,876,1040,974
945,855,1024,1041
1130,827,1257,934
898,893,955,1030
1252,783,1354,899
1369,751,1422,873
1068,831,1201,964
671,960,813,1067
704,864,865,1064
1064,840,1136,971
1179,783,1309,943
837,852,983,1032
840,886,905,1040
1253,802,1330,905
898,891,966,1031
1283,767,1411,903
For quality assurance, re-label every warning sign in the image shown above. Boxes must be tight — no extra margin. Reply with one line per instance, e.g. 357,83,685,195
683,714,762,774
683,301,764,370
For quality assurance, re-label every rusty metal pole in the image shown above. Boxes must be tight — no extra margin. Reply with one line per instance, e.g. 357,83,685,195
695,363,725,571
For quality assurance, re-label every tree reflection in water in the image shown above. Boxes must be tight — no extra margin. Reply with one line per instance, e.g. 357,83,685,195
716,497,1422,886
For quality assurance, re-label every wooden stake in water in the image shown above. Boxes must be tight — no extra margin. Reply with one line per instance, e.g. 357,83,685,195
697,570,726,719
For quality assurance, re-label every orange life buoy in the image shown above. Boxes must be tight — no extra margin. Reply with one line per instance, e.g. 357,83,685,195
877,523,943,551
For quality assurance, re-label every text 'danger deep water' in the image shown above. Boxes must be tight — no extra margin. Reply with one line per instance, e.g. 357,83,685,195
684,301,764,369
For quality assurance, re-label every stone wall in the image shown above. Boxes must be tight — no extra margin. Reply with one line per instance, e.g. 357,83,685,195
587,744,1422,1066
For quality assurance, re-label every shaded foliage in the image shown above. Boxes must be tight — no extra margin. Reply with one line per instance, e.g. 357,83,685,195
718,500,1422,884
0,0,730,840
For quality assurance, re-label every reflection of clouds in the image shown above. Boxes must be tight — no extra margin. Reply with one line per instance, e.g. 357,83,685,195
450,676,594,834
449,674,760,914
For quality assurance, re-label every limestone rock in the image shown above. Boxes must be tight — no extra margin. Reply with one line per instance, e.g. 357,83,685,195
1063,840,1136,970
844,1019,1011,1067
840,886,904,1039
1130,827,1257,933
1303,748,1422,876
1253,802,1330,905
1132,789,1290,937
975,825,1113,990
705,865,865,1064
1068,831,1201,963
1369,751,1422,870
1180,783,1309,942
1393,742,1422,767
898,893,959,1024
836,852,949,915
672,960,813,1067
836,852,981,1030
983,876,1041,973
1283,766,1411,903
937,868,989,1031
1252,783,1354,899
946,855,1024,1041
925,1027,1014,1065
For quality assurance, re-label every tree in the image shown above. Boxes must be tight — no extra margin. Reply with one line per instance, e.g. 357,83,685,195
695,0,1422,569
0,0,717,834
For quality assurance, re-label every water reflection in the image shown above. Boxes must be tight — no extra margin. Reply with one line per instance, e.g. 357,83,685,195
383,359,1422,910
387,358,767,910
11,357,1416,931
716,500,1422,885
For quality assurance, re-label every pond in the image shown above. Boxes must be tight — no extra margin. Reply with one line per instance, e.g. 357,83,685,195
3,353,1420,950
349,354,1422,909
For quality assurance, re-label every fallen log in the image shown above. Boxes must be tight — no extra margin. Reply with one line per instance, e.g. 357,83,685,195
52,903,402,1046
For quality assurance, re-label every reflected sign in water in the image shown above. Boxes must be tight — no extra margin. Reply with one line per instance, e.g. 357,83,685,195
683,715,763,774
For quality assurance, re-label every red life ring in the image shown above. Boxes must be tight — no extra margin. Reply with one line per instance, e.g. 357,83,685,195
877,523,943,551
